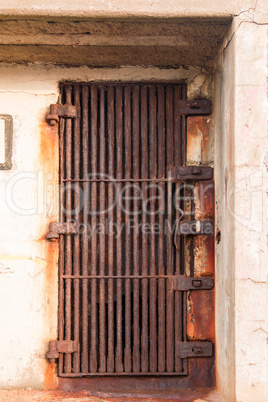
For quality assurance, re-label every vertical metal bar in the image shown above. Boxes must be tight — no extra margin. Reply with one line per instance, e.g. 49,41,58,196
132,85,140,373
189,192,195,277
141,86,148,373
81,85,89,373
174,86,183,373
90,86,98,373
165,86,174,372
58,114,65,375
181,85,187,166
115,86,123,373
181,85,188,359
99,86,106,373
73,85,81,373
157,85,165,372
107,86,115,373
149,86,157,372
64,85,72,374
124,86,132,372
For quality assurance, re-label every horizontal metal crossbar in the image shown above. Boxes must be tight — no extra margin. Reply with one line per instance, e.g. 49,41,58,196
61,275,214,291
177,341,213,358
61,167,214,183
62,275,170,279
62,178,173,182
59,371,186,377
177,99,211,115
61,274,212,280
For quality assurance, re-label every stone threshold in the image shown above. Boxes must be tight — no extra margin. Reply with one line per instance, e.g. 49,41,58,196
0,389,225,401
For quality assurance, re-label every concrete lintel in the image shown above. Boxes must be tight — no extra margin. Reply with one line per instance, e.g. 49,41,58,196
0,17,230,67
0,0,256,18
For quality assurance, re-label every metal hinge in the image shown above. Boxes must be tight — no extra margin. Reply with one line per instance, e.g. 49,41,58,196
172,275,214,291
46,104,78,126
167,166,213,181
177,341,213,358
47,222,77,240
46,340,79,363
178,99,211,116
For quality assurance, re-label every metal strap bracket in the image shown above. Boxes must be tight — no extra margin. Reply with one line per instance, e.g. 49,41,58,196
177,341,213,358
178,99,211,116
176,220,214,236
46,104,78,126
47,222,77,240
167,166,213,181
46,340,79,363
172,275,214,291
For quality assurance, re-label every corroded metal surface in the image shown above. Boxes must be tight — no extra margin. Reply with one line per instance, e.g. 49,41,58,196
49,82,215,388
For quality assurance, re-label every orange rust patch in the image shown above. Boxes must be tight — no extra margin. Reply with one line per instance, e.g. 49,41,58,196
187,116,211,162
39,121,58,167
43,239,58,283
187,290,215,340
38,119,59,390
42,238,58,390
44,361,58,390
187,179,215,341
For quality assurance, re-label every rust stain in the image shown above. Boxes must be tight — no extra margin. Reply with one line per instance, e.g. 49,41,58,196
187,290,215,340
42,238,58,390
39,118,59,389
39,119,59,223
42,226,59,389
187,116,211,163
200,117,212,162
39,120,58,168
43,239,58,283
193,181,214,276
187,180,215,342
44,361,58,390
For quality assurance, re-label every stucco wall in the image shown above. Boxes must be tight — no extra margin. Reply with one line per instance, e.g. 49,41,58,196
0,0,261,18
214,12,268,402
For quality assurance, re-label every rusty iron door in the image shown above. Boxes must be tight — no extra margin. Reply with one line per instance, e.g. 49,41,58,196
46,82,215,385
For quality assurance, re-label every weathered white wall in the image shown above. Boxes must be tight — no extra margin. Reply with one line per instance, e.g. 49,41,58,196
0,68,59,388
214,22,236,401
0,0,258,17
214,8,268,402
232,17,268,401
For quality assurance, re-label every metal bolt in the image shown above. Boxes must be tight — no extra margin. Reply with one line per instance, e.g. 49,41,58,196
192,280,202,287
192,346,202,354
191,167,202,175
190,102,200,109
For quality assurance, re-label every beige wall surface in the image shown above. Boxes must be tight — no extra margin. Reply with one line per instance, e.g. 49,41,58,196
0,0,260,17
232,18,268,402
214,8,268,401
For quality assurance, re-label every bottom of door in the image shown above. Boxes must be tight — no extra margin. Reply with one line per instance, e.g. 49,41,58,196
57,358,215,393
